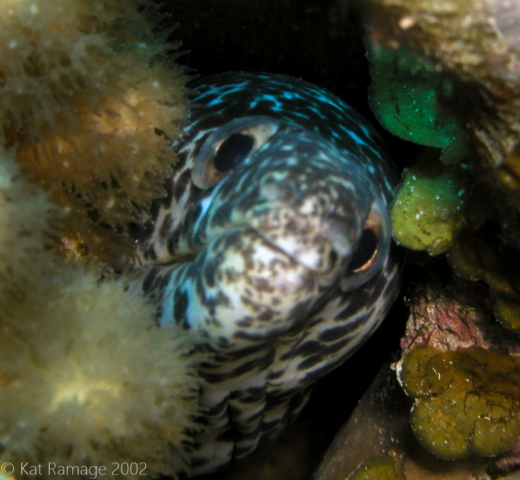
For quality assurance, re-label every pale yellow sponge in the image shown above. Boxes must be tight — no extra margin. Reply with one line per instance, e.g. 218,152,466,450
1,138,199,478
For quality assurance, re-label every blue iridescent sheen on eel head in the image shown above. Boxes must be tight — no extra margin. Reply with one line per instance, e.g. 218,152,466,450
131,72,402,475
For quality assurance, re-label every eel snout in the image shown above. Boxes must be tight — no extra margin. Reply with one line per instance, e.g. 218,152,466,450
209,131,378,283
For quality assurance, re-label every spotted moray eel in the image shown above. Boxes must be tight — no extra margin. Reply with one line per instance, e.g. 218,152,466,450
131,72,402,475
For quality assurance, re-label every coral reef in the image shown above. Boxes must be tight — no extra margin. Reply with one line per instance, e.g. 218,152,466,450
361,1,520,472
315,276,520,480
396,276,520,470
314,359,513,480
0,149,200,479
0,1,200,478
1,0,189,262
367,25,473,256
5,0,520,478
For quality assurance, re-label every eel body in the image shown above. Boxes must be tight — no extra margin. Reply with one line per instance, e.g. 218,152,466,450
131,72,402,475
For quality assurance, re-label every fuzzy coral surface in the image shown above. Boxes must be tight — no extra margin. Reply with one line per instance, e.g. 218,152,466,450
0,0,189,262
0,149,200,479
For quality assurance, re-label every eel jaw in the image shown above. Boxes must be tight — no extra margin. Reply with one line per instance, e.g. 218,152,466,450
249,211,356,276
234,173,372,281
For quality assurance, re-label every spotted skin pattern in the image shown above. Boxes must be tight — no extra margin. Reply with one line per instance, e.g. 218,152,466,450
131,73,402,475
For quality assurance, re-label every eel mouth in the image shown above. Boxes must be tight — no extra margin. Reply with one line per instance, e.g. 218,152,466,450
240,178,366,277
151,219,353,297
250,214,355,276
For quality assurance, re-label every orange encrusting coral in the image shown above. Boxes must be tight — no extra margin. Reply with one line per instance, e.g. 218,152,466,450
0,0,189,262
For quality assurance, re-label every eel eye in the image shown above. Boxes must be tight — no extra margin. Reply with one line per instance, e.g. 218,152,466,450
213,133,255,173
192,116,280,189
349,227,379,272
349,205,384,274
341,199,390,291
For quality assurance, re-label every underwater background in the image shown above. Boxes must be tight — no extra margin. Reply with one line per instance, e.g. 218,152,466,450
3,0,520,478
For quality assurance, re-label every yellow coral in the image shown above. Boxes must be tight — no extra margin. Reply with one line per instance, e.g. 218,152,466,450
0,143,200,479
0,267,200,479
0,149,58,301
0,0,189,262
